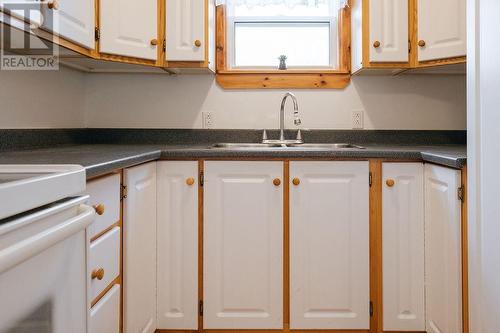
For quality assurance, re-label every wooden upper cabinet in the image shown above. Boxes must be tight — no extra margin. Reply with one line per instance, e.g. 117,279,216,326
166,0,205,61
352,0,465,74
289,161,370,330
203,161,283,329
417,0,466,62
100,0,158,60
368,0,409,63
40,0,96,49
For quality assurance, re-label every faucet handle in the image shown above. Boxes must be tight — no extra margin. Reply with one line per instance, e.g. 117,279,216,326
296,129,303,142
262,129,268,142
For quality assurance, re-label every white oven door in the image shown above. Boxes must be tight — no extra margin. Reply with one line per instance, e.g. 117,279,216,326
0,197,95,333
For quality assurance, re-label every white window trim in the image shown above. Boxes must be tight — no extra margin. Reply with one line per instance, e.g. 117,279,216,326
227,15,339,70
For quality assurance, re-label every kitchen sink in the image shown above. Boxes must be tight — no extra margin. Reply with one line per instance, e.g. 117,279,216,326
286,143,366,149
210,143,365,150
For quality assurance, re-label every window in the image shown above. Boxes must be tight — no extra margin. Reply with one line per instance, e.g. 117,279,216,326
227,0,340,69
216,0,351,89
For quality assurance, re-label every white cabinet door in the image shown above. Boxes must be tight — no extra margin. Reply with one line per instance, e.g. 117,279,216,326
100,0,157,60
424,164,462,333
382,163,425,331
0,1,42,27
40,0,95,49
369,0,409,62
289,161,370,330
165,0,205,61
123,162,157,333
157,161,199,329
204,161,283,329
417,0,466,61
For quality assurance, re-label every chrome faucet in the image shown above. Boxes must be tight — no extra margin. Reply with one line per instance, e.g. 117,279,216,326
279,92,301,141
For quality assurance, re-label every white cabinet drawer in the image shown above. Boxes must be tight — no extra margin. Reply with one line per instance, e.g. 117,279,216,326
86,174,121,240
90,284,121,333
89,226,121,300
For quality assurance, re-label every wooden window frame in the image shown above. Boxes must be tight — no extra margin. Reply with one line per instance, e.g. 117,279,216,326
215,2,352,89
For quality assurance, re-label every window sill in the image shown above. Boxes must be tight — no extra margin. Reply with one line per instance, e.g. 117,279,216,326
215,70,351,89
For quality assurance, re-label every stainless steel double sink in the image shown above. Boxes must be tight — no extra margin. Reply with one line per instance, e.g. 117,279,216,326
210,143,366,150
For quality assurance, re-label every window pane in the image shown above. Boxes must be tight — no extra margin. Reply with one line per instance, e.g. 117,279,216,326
234,22,331,67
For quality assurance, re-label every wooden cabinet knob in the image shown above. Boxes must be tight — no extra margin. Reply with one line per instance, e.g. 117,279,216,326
386,179,395,187
186,177,195,186
273,178,281,186
91,268,105,280
418,40,426,47
292,178,300,186
93,204,105,216
47,0,59,10
373,40,381,48
150,39,158,46
194,40,202,47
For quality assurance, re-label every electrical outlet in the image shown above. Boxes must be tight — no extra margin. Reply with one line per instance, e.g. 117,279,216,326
202,111,213,129
352,110,364,129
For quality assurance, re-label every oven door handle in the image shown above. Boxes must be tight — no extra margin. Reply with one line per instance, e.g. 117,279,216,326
0,204,95,274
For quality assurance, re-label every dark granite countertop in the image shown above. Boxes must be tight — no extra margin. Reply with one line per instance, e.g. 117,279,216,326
0,143,466,179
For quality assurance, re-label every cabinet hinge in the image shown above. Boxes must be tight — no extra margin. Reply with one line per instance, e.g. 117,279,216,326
163,39,166,52
458,185,465,202
94,27,100,41
199,171,204,187
369,172,373,187
199,300,204,316
408,39,411,53
369,301,374,317
120,184,128,201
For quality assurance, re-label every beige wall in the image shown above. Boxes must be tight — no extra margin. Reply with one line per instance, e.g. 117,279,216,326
0,66,86,128
0,66,466,130
84,74,466,130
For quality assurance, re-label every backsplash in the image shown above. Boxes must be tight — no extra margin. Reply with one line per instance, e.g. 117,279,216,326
0,66,466,130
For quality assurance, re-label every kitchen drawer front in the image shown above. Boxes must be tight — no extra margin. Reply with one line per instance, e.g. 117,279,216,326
89,284,121,333
86,173,121,240
89,226,121,301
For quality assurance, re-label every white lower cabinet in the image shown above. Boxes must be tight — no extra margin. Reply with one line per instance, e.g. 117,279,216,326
89,284,121,333
123,162,157,333
203,161,284,329
424,164,463,333
157,161,199,329
289,161,370,330
382,163,425,331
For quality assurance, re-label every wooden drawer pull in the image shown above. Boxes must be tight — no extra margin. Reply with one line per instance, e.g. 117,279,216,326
273,178,281,186
150,39,158,46
373,40,381,48
418,40,426,47
292,178,300,186
194,39,202,47
186,177,195,186
47,0,59,10
93,204,105,215
386,179,395,187
91,268,105,280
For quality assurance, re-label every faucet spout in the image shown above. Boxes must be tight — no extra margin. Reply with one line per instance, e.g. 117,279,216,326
279,92,301,141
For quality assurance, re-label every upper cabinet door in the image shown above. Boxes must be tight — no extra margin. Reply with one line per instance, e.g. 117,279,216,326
204,161,283,329
100,0,157,60
424,164,462,333
369,0,409,63
123,162,157,333
165,0,205,61
290,161,370,330
382,163,425,332
40,0,95,49
417,0,466,62
157,161,199,330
